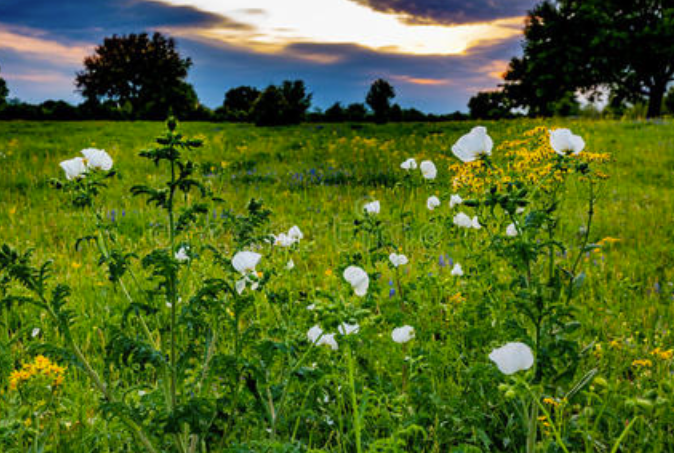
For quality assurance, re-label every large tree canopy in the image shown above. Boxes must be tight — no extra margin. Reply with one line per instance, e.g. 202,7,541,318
504,0,674,117
0,65,8,106
75,32,198,119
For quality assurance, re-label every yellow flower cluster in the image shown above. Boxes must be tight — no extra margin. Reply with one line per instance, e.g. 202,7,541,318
448,127,610,195
538,415,552,428
542,397,567,408
504,128,564,187
9,355,66,391
631,359,653,368
447,292,465,305
650,347,674,360
598,237,621,246
449,160,511,194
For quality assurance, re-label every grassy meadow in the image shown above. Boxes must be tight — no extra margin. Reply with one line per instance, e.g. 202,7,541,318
1,118,674,452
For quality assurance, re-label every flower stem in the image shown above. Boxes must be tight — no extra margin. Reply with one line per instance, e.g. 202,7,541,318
347,345,363,453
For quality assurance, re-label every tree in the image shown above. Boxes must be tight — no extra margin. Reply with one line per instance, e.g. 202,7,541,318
221,86,260,121
366,79,395,123
345,103,368,122
75,32,198,119
389,103,403,122
280,80,312,124
502,1,593,116
504,0,674,118
324,102,345,122
0,65,8,106
251,86,287,126
665,86,674,115
250,80,311,126
468,90,512,119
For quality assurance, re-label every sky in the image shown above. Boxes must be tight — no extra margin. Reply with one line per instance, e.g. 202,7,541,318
0,0,538,113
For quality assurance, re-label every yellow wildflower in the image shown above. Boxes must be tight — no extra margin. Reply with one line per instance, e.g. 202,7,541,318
543,397,560,408
650,347,673,360
632,359,653,368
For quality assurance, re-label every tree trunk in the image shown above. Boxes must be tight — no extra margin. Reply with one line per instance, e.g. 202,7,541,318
646,82,666,118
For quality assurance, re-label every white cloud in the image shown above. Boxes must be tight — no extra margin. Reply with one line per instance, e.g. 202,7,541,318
159,0,523,56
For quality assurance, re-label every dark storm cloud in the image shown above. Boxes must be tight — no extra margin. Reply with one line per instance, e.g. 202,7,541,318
0,0,249,42
350,0,537,24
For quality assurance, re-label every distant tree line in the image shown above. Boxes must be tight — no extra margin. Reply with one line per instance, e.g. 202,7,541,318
470,0,674,119
5,6,672,124
0,45,467,123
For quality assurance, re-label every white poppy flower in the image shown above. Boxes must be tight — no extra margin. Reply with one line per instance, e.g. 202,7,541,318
364,200,380,214
232,251,262,275
549,129,585,155
427,196,441,211
286,259,295,270
317,333,339,350
452,126,493,163
389,253,409,267
449,194,463,208
175,247,190,262
453,212,473,228
420,160,437,179
343,266,369,297
235,279,246,295
489,342,534,375
450,263,463,277
81,148,113,171
60,157,88,180
338,322,360,336
307,325,324,344
288,225,303,241
400,158,417,170
391,325,415,344
506,223,518,237
471,216,482,230
273,233,295,247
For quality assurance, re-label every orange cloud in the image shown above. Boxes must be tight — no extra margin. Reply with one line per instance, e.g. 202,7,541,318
3,72,73,84
0,27,92,65
481,59,510,81
392,75,451,86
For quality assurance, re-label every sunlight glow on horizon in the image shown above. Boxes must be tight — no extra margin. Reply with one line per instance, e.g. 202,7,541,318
158,0,524,57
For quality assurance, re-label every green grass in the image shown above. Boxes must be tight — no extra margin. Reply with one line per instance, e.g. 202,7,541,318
1,119,674,452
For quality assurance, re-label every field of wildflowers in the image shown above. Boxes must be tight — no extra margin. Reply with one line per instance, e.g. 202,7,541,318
0,118,673,452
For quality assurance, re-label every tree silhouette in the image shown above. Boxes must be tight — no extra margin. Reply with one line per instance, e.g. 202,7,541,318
0,65,8,106
221,86,260,121
251,86,287,126
666,87,674,115
468,91,512,119
504,0,674,118
366,79,395,123
75,32,198,119
281,80,312,124
324,102,345,122
345,103,368,122
250,80,311,126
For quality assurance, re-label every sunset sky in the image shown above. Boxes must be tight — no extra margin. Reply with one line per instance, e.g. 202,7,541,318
0,0,537,113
